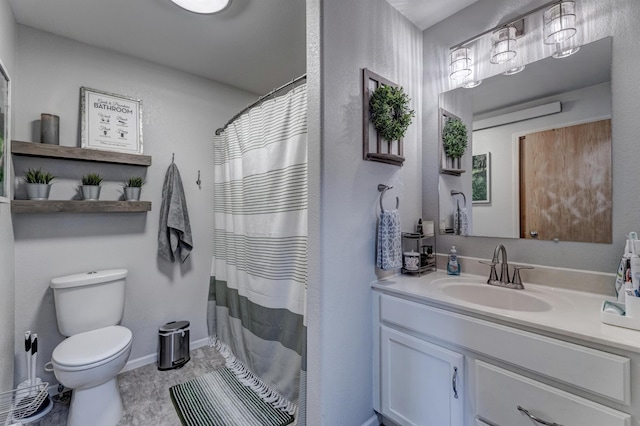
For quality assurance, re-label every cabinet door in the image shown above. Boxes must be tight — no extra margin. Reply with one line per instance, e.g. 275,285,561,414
380,325,464,426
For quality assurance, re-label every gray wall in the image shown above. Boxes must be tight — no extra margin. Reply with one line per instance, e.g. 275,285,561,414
0,0,15,393
423,0,640,273
310,0,423,423
12,26,256,385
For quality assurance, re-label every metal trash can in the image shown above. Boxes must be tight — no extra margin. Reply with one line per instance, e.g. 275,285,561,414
158,320,190,371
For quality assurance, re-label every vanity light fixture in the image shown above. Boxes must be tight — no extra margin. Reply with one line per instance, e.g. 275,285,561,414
169,0,231,14
448,0,582,85
503,65,526,75
490,26,517,64
543,1,577,45
553,46,580,58
462,79,482,88
449,47,472,80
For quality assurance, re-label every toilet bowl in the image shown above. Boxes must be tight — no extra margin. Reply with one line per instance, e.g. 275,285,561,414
52,326,132,426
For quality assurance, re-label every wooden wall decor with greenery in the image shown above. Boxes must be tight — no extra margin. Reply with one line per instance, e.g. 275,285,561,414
440,109,468,175
362,68,414,166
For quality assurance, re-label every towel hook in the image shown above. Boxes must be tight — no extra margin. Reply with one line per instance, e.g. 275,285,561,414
450,190,466,208
196,170,201,189
172,153,175,164
378,184,399,212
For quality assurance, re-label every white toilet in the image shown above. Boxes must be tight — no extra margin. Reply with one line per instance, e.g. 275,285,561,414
50,269,133,426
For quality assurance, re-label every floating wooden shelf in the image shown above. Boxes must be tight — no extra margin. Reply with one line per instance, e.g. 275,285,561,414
11,141,152,166
366,153,405,167
11,200,152,214
440,168,466,176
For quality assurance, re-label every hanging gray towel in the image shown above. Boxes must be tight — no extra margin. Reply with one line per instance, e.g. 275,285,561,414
158,163,193,263
376,209,402,270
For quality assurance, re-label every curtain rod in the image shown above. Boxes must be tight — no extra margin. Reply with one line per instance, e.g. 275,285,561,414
215,74,307,136
450,0,562,50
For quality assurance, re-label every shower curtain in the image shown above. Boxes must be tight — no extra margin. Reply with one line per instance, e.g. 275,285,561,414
209,83,307,424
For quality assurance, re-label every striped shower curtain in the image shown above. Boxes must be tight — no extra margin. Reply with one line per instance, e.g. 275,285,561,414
209,83,307,424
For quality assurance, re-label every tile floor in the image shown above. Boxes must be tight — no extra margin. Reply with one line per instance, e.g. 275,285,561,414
30,345,225,426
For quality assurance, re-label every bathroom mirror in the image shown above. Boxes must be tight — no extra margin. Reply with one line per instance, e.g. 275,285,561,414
0,59,9,203
438,37,612,243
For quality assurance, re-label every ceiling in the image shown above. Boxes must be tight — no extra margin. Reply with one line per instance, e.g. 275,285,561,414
386,0,478,30
9,0,471,95
9,0,306,95
470,37,612,116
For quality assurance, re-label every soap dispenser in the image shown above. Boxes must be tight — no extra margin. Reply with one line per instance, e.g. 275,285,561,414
447,246,460,275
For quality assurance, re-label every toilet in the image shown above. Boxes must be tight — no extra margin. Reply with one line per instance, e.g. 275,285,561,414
50,269,132,426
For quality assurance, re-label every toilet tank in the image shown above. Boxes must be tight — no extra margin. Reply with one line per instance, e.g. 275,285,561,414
50,269,127,336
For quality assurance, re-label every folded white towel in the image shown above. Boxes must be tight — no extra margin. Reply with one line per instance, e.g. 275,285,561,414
376,209,402,270
158,163,193,263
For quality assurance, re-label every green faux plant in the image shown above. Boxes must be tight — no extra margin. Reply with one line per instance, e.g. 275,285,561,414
442,117,468,159
81,173,103,186
124,176,145,188
24,168,55,184
369,85,415,142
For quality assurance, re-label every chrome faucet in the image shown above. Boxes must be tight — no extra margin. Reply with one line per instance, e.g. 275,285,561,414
480,244,530,290
492,244,510,285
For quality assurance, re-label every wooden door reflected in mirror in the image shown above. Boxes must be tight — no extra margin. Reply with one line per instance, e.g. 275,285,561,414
519,119,611,243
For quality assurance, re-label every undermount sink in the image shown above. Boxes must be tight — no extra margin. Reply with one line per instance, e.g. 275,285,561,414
433,278,553,312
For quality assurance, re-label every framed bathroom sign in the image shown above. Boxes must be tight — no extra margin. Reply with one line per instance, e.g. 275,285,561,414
80,87,143,154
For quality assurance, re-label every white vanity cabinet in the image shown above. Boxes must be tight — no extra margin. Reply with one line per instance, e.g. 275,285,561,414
379,325,464,426
372,289,634,426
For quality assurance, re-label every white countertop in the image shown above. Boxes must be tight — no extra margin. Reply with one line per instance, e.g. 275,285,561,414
372,271,640,354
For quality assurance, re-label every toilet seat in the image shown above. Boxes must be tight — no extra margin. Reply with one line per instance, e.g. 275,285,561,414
53,326,132,371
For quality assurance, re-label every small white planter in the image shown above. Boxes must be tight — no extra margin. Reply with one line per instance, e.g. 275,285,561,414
81,185,101,200
124,187,141,201
26,183,52,200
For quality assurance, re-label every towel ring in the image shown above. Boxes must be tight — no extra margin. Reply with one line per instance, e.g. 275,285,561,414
450,190,466,208
378,184,399,212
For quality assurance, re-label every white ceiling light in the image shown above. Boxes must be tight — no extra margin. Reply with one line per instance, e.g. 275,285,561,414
170,0,231,14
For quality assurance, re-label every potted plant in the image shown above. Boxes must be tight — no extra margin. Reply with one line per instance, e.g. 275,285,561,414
81,173,103,200
123,176,145,201
442,117,468,169
24,168,55,200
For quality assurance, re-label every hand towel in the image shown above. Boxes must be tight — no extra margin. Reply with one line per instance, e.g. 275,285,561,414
158,163,193,263
376,209,402,270
454,208,469,236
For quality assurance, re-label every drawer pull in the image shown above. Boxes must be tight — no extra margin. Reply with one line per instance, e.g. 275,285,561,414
452,367,459,399
517,406,562,426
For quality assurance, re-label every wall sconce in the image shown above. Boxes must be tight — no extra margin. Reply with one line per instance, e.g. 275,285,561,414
449,48,472,80
490,26,517,64
543,1,577,45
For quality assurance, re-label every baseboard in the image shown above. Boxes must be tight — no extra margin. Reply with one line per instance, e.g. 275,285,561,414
120,336,210,373
361,414,380,426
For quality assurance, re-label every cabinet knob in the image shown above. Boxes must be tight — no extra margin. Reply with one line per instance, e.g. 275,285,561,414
517,405,562,426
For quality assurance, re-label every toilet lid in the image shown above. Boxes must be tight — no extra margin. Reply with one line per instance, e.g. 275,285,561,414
52,326,132,367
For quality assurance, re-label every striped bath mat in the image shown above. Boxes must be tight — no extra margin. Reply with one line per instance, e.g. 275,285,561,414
170,367,294,426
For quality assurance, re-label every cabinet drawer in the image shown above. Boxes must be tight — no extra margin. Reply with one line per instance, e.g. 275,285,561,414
476,361,631,426
379,294,630,403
